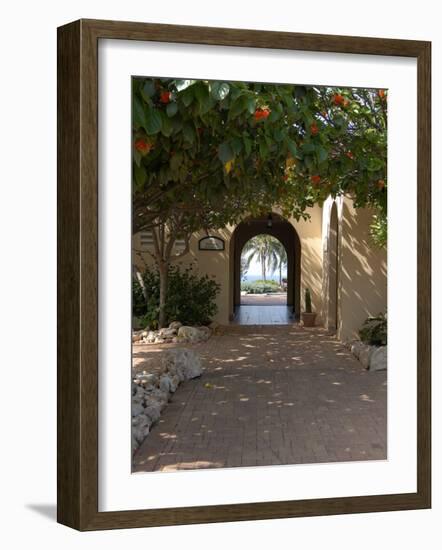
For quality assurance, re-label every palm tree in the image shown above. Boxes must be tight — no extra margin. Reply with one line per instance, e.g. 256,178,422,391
242,235,286,282
268,240,287,284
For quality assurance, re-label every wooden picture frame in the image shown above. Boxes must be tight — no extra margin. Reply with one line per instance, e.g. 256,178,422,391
57,19,431,531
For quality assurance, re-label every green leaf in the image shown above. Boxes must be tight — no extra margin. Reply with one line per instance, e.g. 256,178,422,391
259,139,269,159
273,128,285,142
230,137,243,155
301,142,315,154
166,102,178,117
316,146,328,164
133,97,146,128
145,107,162,135
134,164,146,189
228,97,247,119
286,139,298,158
194,82,212,114
294,86,307,99
175,79,196,92
160,112,173,137
367,157,384,171
218,142,234,163
243,136,252,156
141,80,155,101
268,106,282,122
170,152,183,172
211,82,230,101
245,96,256,114
183,122,195,143
182,87,194,107
171,116,183,134
304,155,314,170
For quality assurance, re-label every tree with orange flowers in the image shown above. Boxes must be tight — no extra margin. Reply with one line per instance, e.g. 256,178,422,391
133,78,387,325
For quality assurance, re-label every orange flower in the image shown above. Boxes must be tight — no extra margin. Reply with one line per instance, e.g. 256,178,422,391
254,108,271,121
377,179,385,190
333,94,345,106
310,175,321,186
160,91,171,104
134,139,152,154
345,151,354,159
310,122,319,136
378,89,386,100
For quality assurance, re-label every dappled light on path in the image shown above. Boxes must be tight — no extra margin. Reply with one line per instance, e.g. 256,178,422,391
133,325,387,473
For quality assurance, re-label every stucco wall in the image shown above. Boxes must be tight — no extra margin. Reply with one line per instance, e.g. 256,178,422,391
326,196,387,342
133,227,233,325
133,206,324,326
294,206,324,324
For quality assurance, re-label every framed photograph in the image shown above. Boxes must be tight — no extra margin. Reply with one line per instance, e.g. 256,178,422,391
57,19,431,531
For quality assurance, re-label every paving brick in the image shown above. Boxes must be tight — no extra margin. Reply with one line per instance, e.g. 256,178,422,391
133,325,387,472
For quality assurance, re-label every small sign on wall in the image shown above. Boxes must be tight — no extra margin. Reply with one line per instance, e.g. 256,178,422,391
198,236,225,251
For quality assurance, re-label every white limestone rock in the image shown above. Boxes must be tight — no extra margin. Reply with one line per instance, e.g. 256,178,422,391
162,348,202,380
145,331,157,343
177,326,200,342
132,403,145,417
197,326,211,341
158,327,177,339
132,414,151,444
134,372,159,387
143,401,162,424
177,325,211,343
147,388,168,404
159,375,173,394
369,346,387,371
350,340,365,359
359,345,375,369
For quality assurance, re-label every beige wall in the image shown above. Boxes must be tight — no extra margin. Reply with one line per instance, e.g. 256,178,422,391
133,227,233,325
295,206,324,324
133,197,386,337
133,207,324,326
322,196,387,342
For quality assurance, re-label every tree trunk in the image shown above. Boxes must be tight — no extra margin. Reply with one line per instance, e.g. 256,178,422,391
133,265,148,303
158,263,168,328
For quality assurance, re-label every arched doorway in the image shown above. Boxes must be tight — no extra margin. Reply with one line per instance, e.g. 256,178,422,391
241,234,288,303
230,214,301,321
326,202,339,330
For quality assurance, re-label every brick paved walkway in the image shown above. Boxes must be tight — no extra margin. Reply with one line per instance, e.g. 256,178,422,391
132,325,387,473
240,293,287,305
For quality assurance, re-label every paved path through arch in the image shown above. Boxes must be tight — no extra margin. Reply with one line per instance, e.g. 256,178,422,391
133,325,387,473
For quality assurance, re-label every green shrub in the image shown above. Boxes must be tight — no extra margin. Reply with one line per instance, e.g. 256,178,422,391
359,312,387,346
241,280,283,294
133,265,220,329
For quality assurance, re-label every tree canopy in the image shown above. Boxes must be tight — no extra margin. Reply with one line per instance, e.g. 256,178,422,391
132,77,387,244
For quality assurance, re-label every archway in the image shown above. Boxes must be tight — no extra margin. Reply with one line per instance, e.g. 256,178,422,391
326,202,339,330
230,214,301,321
240,234,288,305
